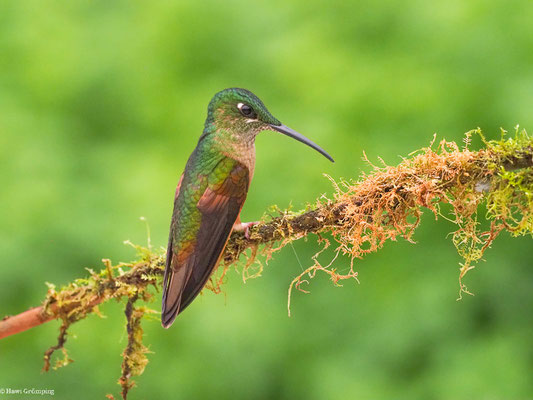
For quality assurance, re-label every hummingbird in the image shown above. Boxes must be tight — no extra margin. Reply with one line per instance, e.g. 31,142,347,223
161,88,334,328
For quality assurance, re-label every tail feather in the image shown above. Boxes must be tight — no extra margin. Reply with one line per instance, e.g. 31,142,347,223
161,257,193,328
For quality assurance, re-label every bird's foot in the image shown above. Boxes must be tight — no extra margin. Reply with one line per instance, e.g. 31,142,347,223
232,221,259,240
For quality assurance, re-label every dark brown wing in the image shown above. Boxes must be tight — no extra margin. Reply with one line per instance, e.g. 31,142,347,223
161,161,249,327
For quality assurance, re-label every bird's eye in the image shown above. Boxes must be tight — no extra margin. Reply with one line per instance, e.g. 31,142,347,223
237,103,257,118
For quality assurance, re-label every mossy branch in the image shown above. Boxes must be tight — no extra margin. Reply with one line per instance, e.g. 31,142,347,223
0,128,532,399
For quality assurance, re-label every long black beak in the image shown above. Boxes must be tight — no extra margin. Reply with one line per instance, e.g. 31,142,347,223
269,124,334,162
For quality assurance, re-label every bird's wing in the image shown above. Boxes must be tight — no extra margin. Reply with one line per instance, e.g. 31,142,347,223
161,159,249,327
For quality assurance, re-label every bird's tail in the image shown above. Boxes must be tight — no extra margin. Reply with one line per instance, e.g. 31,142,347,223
161,262,189,328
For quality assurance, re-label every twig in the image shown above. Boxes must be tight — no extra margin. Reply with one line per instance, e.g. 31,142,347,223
0,131,531,340
0,130,532,399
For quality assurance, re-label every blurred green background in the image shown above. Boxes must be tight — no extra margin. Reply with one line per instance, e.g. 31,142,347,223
1,1,532,399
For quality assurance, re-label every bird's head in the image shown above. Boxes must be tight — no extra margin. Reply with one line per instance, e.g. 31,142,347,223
204,88,334,162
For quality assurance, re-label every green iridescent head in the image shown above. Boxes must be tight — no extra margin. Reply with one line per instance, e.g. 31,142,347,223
205,88,280,131
204,88,334,162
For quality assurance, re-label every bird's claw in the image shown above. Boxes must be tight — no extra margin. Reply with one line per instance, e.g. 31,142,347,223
233,221,259,240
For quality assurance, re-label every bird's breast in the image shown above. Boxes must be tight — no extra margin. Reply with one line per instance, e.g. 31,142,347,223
219,142,256,181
